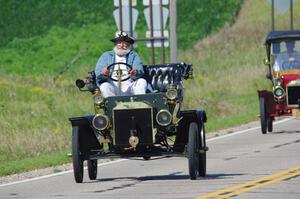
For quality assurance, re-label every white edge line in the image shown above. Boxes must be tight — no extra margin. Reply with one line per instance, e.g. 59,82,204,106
0,117,293,187
207,117,293,142
0,159,127,188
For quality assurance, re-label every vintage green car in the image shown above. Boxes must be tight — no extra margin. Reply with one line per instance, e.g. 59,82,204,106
69,62,208,183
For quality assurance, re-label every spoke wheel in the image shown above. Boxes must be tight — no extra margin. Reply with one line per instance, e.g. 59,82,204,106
259,97,267,134
72,126,84,183
188,122,199,180
88,160,98,180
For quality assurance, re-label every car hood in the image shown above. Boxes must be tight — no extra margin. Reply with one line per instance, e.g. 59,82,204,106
280,73,300,88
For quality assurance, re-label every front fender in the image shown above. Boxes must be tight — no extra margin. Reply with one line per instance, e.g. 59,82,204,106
69,115,94,127
257,90,276,116
196,109,207,123
69,115,102,159
173,109,207,152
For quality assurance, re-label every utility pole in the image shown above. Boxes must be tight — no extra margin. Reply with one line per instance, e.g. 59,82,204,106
169,0,177,63
149,0,155,64
269,0,294,31
271,0,274,31
290,0,293,30
160,0,165,63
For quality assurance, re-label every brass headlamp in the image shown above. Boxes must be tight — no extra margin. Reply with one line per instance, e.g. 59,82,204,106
273,86,285,100
92,114,110,131
94,89,105,107
156,109,172,126
166,87,178,100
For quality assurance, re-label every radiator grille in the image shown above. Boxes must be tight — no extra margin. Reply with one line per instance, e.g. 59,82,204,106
113,108,153,147
287,86,300,106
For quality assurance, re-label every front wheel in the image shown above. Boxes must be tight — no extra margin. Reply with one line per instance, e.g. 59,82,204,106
72,126,84,183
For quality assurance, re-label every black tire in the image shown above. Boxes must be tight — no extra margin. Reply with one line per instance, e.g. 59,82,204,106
198,124,206,177
143,156,151,160
88,160,97,180
72,126,84,183
188,122,199,180
267,117,273,132
259,97,267,134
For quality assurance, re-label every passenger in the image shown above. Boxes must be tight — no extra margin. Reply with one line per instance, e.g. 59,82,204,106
95,31,147,97
272,42,280,54
273,40,300,71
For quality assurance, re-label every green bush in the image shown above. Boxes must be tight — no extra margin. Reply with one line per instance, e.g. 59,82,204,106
0,0,243,75
0,0,242,50
177,0,243,49
0,0,115,47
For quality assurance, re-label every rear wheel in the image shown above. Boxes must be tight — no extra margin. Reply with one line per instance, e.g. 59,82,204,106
198,124,206,177
188,122,199,180
267,117,273,132
72,126,84,183
87,160,98,180
143,156,151,160
259,97,267,134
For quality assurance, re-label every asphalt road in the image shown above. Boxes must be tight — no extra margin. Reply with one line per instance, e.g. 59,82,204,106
0,118,299,199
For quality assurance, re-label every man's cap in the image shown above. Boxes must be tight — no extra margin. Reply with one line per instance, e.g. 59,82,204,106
111,31,135,44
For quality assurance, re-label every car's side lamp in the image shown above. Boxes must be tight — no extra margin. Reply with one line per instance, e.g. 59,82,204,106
263,58,270,66
75,79,85,89
266,72,272,80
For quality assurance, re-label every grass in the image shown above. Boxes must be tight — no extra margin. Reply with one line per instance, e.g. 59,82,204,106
0,23,115,76
0,74,93,162
0,150,70,176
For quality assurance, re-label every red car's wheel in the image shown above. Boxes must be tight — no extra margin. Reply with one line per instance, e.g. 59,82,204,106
259,97,267,134
267,117,273,132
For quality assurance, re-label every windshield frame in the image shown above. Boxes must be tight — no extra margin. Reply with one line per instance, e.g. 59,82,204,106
270,39,300,72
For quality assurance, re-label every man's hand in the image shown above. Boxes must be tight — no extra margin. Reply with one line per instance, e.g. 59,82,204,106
102,67,109,76
130,69,137,76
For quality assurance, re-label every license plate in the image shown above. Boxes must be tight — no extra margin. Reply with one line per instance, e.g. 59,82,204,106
292,109,300,117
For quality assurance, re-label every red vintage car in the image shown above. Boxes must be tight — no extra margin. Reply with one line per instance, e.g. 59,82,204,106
258,30,300,134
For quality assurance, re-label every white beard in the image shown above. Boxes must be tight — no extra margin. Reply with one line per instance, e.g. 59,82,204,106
113,47,130,57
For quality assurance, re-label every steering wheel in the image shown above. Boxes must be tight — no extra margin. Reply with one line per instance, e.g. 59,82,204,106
107,62,133,82
282,60,300,70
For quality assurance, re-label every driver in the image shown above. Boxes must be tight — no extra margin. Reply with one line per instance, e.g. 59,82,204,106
273,40,300,71
95,31,147,97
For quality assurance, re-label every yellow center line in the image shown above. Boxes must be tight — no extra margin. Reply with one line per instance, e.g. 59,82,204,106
196,166,300,199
